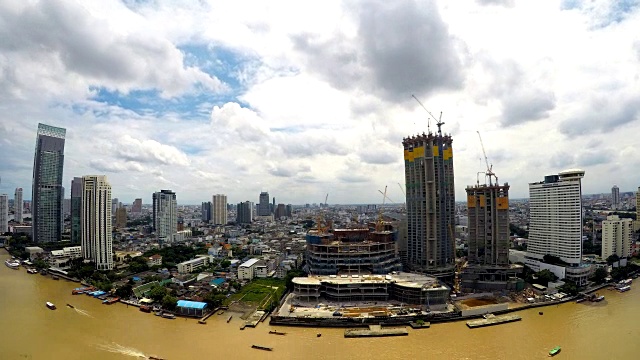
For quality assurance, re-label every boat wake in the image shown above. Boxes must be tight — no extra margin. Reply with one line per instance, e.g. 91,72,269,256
74,308,93,318
96,342,147,358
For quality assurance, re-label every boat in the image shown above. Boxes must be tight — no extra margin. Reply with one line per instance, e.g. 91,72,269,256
66,304,74,309
148,357,165,360
592,295,605,302
155,311,163,316
140,305,151,313
40,269,47,275
539,312,543,315
251,345,273,351
269,330,287,335
102,297,120,305
618,285,631,293
4,259,20,269
227,315,232,323
27,268,38,274
576,298,587,303
161,313,176,319
549,346,561,356
317,333,322,337
52,275,59,280
152,305,162,312
46,302,56,310
72,286,95,295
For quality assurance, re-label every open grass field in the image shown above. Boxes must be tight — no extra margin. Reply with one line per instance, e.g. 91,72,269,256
225,278,286,309
132,281,160,298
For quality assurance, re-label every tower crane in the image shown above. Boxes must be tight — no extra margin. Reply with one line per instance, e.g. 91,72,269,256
376,186,388,232
476,131,498,186
412,95,445,134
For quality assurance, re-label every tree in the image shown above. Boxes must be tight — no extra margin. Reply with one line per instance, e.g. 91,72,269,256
162,295,177,310
115,284,133,298
203,291,227,308
558,280,579,296
606,254,620,265
148,285,169,301
533,269,558,286
285,269,307,291
591,267,608,284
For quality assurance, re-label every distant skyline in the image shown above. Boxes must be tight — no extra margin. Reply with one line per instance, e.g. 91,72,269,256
1,1,640,205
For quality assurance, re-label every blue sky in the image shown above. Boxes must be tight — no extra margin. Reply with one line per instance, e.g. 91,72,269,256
1,0,640,205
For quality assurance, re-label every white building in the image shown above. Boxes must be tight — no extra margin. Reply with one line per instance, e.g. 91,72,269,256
526,170,592,286
177,255,210,274
238,258,261,280
172,229,192,243
0,194,8,233
14,188,23,223
153,190,177,243
602,215,633,259
212,194,228,225
81,175,113,271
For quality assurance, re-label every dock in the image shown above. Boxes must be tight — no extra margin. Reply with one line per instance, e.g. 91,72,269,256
344,325,408,338
409,321,431,329
466,314,522,328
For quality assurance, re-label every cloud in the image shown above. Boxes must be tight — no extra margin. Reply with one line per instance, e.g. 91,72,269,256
89,159,162,176
476,0,515,6
559,96,640,137
576,150,609,167
210,102,269,142
113,135,191,166
359,149,399,165
501,89,556,126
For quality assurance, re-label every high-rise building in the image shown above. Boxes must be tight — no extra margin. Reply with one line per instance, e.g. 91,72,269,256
14,188,23,223
526,170,592,286
201,202,212,223
132,198,142,214
258,192,270,216
115,207,127,229
237,201,253,224
636,187,640,232
153,190,177,242
611,185,620,210
70,177,82,243
466,183,510,266
81,175,113,270
402,130,455,279
32,123,66,243
275,203,286,219
285,204,293,218
63,198,71,216
0,194,8,233
602,215,633,259
111,198,119,218
212,194,228,225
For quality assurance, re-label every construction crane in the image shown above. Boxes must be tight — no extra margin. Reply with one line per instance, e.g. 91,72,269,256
476,131,497,186
376,186,388,232
378,189,396,204
412,95,444,134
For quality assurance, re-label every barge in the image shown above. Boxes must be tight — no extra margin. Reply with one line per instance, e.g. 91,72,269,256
466,314,521,328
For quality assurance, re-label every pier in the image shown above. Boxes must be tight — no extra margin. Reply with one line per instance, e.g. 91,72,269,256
466,314,521,328
344,325,408,338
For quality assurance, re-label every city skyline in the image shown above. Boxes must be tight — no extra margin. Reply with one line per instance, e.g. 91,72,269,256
1,1,640,205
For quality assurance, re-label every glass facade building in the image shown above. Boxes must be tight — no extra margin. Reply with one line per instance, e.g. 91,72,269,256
32,123,66,243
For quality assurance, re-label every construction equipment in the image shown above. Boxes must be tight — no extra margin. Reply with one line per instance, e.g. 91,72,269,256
397,183,406,197
412,95,444,134
476,131,497,186
376,186,388,232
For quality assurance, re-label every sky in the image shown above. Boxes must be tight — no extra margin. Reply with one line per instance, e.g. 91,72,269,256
1,0,639,205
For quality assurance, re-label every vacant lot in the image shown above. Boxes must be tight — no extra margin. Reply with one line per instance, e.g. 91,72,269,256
460,297,499,308
226,278,286,310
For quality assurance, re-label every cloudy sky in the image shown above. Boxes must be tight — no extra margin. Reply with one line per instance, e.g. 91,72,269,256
1,0,639,205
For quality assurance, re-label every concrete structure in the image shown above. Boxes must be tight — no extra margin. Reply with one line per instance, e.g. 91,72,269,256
402,130,455,279
466,183,510,266
114,207,127,229
132,198,142,214
238,258,261,280
111,198,119,218
275,203,286,219
147,254,163,267
526,170,591,286
70,177,82,243
172,229,192,243
292,272,450,307
212,194,228,225
286,204,293,218
25,246,44,260
611,185,620,210
602,215,633,259
153,190,177,243
0,194,8,233
14,188,23,223
258,192,271,216
32,123,66,243
175,300,208,317
636,187,640,232
177,256,210,274
81,175,113,270
236,201,253,224
201,201,211,223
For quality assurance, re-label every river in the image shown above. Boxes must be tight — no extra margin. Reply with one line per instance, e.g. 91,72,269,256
1,249,639,360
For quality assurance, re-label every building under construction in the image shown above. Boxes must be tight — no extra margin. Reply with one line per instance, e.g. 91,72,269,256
461,182,522,292
305,227,403,276
402,131,456,280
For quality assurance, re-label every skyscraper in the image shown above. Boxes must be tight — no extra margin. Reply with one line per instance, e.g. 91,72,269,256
611,185,620,210
602,215,633,259
153,190,177,242
237,201,253,224
466,183,510,266
201,201,212,223
70,177,82,243
115,207,127,229
132,198,142,214
258,192,270,216
402,129,455,278
0,194,8,233
275,203,286,219
212,194,228,225
14,188,23,223
636,187,640,231
111,198,119,218
81,175,113,270
526,170,592,286
32,123,66,243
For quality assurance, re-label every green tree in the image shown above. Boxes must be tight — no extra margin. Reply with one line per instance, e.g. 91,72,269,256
148,285,168,301
162,295,177,310
115,284,133,298
606,254,620,265
591,267,608,284
285,269,307,291
533,269,558,286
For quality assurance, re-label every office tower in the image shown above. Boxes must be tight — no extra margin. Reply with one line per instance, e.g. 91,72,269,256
115,207,127,229
257,192,270,216
526,170,591,285
286,204,292,218
70,177,82,243
275,204,286,219
237,201,253,224
63,198,71,216
272,197,276,214
14,188,23,223
111,198,119,217
602,215,633,259
153,190,177,242
0,194,8,233
466,183,510,266
402,129,455,278
32,123,66,243
611,185,620,210
81,175,113,270
201,202,212,223
132,198,142,213
212,194,228,225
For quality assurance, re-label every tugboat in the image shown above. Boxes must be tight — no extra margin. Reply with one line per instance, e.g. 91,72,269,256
269,330,287,335
66,304,74,309
140,305,151,313
161,313,176,319
251,345,273,351
549,346,561,356
227,315,232,323
46,302,56,310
